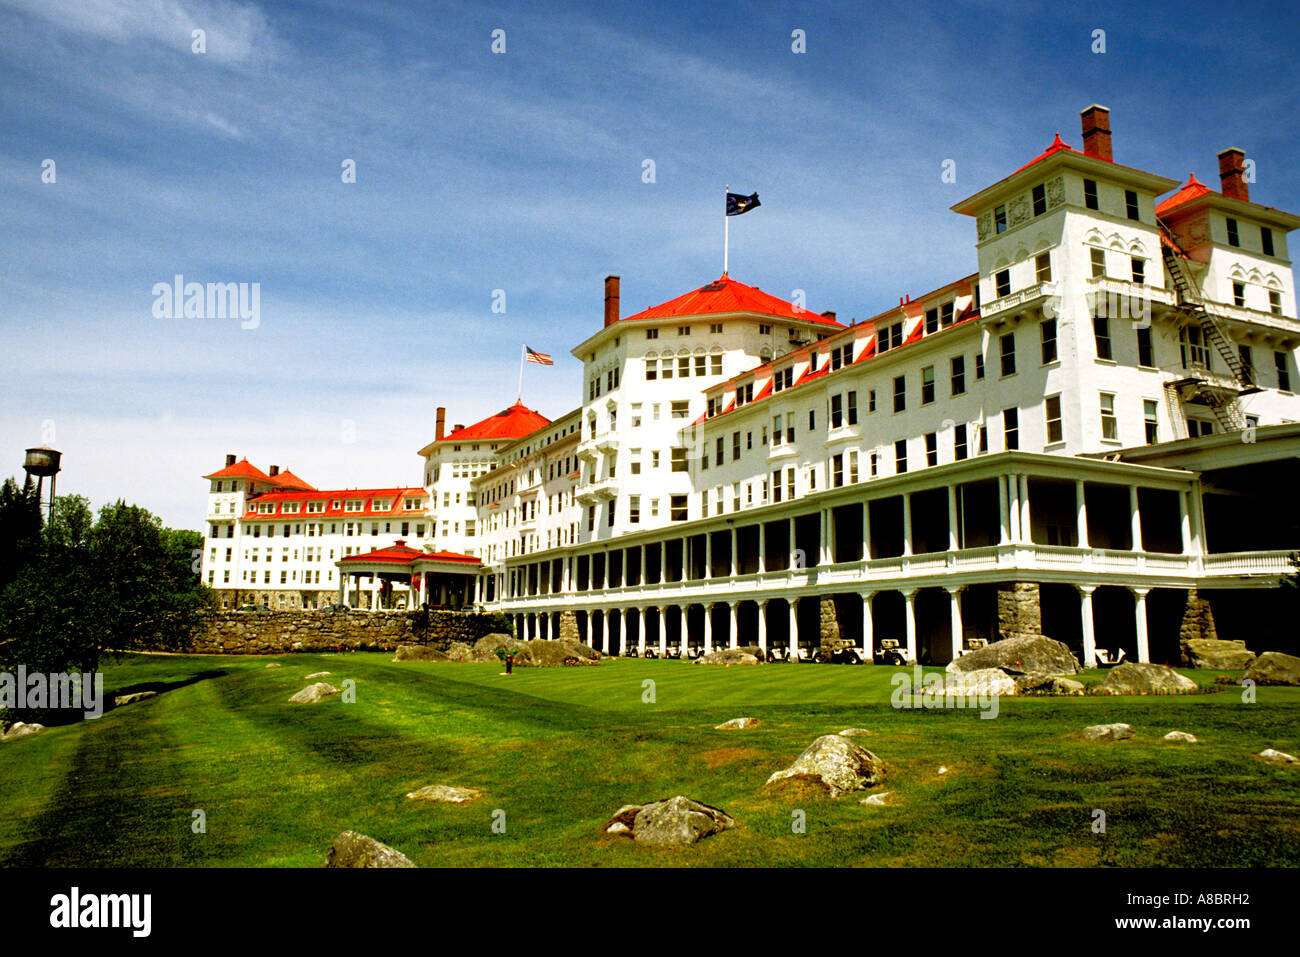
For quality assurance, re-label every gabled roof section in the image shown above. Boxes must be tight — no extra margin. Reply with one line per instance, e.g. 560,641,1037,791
1155,173,1213,217
271,469,315,491
437,402,551,444
339,541,427,564
621,275,844,327
1011,133,1092,176
204,458,272,482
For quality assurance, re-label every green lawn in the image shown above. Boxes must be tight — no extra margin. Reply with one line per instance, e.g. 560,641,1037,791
1,653,1297,867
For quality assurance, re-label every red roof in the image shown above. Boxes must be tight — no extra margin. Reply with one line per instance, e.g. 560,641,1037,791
242,487,428,520
438,402,550,443
204,458,272,482
271,469,315,491
1011,133,1108,176
622,276,844,327
1156,173,1213,217
340,543,481,566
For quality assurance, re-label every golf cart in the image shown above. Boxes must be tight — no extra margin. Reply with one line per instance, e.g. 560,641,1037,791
873,638,907,667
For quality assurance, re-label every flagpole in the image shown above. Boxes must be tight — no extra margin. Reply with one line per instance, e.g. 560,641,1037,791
723,184,729,277
517,344,525,401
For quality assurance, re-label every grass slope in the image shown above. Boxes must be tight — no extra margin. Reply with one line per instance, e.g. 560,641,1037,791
0,653,1296,867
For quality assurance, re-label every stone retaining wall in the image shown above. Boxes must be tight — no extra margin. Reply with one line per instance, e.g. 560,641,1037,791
192,610,511,655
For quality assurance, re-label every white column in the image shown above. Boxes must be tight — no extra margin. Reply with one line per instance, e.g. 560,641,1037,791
998,475,1010,544
637,608,646,655
789,517,797,569
703,604,713,653
947,486,959,552
370,574,379,612
1019,474,1031,543
788,598,799,657
948,586,963,662
902,494,913,556
862,501,872,561
903,589,917,663
820,508,831,565
1129,486,1144,552
339,571,347,606
1179,490,1193,554
861,592,874,658
617,610,626,656
728,601,738,649
660,542,668,583
639,545,646,587
1006,474,1020,542
1076,480,1089,548
658,607,667,656
1133,588,1150,663
1079,585,1097,668
758,523,767,574
730,527,738,577
757,600,768,653
706,534,713,580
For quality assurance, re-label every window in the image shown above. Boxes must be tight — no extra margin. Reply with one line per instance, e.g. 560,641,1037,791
678,357,690,377
1100,393,1118,440
893,375,906,412
1270,290,1282,315
1094,316,1112,360
1041,319,1057,363
1032,183,1047,216
732,431,741,460
1188,419,1214,438
758,324,771,335
975,354,985,379
711,354,722,375
1277,351,1292,391
1233,282,1246,308
1180,326,1209,369
771,470,782,503
1004,407,1019,450
1000,333,1016,376
830,393,843,428
1137,326,1154,367
868,390,877,413
921,366,935,404
1083,178,1099,210
1090,247,1106,278
832,453,844,487
1131,257,1145,284
772,413,784,446
646,328,658,339
1144,400,1159,444
877,321,904,353
1262,226,1275,257
951,355,966,395
847,450,858,483
925,432,938,466
695,355,706,376
1045,395,1063,444
670,448,688,472
715,437,724,467
994,205,1007,233
1125,189,1139,221
808,409,816,430
954,424,968,460
925,307,939,335
1035,252,1051,283
678,325,691,336
709,322,723,334
630,448,642,475
894,439,907,474
995,269,1010,298
659,358,672,380
671,400,689,419
1226,217,1240,247
1238,344,1254,383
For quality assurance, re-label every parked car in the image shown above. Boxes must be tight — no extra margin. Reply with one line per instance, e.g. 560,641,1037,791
235,603,270,612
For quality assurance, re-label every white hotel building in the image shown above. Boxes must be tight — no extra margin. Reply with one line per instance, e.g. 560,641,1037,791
202,106,1300,667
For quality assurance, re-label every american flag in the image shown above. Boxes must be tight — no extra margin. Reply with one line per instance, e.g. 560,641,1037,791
524,346,553,365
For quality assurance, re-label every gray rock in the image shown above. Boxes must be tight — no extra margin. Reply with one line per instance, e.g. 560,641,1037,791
304,671,331,679
405,784,482,803
511,639,600,668
766,734,886,797
946,634,1081,677
838,728,872,736
715,717,760,730
473,633,523,657
265,663,281,669
325,830,416,868
113,691,157,706
393,644,449,662
1258,748,1298,765
1244,652,1300,687
1092,662,1197,696
604,796,737,846
1181,638,1255,670
932,668,1017,698
1050,677,1086,696
1082,723,1135,742
289,682,340,704
860,791,892,806
0,721,44,742
1163,731,1198,743
696,647,762,666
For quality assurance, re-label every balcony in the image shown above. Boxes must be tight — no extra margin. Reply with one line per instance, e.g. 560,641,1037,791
980,281,1056,321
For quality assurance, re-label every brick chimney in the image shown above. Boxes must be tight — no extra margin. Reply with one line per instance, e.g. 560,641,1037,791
269,465,279,477
225,454,236,466
604,275,620,327
1080,104,1112,161
821,310,837,322
435,406,446,441
1218,148,1249,201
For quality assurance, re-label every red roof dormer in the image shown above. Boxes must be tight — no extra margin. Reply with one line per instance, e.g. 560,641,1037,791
621,276,844,327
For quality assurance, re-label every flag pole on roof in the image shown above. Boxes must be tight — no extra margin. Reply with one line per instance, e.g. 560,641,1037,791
724,187,760,278
517,343,525,401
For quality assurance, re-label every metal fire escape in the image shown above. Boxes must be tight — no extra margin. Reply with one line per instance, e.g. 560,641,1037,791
1158,218,1258,433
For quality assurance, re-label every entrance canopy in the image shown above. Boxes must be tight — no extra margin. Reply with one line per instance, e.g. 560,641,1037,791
336,540,482,610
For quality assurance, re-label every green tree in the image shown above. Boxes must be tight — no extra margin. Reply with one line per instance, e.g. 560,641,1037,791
0,476,42,591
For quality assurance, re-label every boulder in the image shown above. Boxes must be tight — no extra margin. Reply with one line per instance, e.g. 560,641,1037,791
1092,662,1197,696
1164,731,1198,743
715,717,760,730
1082,723,1135,742
1258,748,1298,765
511,639,600,668
304,671,331,679
603,796,737,846
766,734,886,797
474,633,523,657
443,641,493,662
931,668,1017,698
1244,651,1300,687
265,663,281,669
113,691,157,707
289,682,340,704
838,728,872,736
1181,638,1255,670
0,721,44,743
405,785,482,803
393,644,449,662
696,647,762,666
860,792,892,807
1018,674,1086,695
946,634,1081,677
325,830,416,868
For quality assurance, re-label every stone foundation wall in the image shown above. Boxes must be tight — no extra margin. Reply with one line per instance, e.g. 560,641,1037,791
192,610,511,655
997,581,1042,639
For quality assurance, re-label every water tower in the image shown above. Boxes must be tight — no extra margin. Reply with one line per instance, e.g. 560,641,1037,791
23,446,62,522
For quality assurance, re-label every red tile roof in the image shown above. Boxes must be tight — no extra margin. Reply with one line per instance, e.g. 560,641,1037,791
339,543,481,566
1156,173,1213,217
204,458,273,482
241,487,428,520
271,469,315,491
438,402,550,443
622,276,844,327
1011,133,1105,176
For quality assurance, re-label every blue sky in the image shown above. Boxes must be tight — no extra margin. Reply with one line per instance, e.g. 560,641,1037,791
2,0,1298,527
